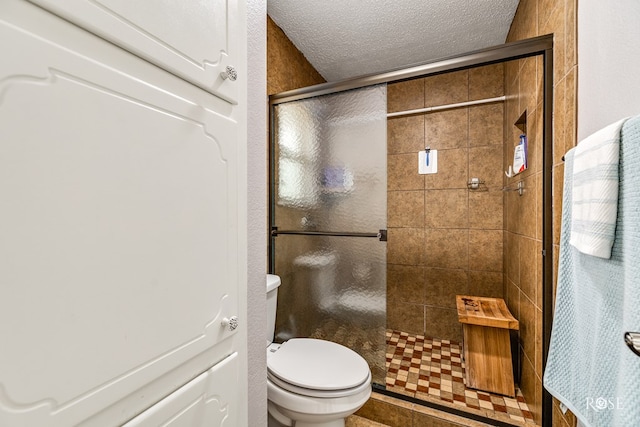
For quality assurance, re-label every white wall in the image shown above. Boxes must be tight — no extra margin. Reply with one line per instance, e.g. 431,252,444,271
578,0,640,139
247,0,267,425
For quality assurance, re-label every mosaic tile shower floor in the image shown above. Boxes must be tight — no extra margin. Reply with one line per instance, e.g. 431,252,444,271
386,329,535,425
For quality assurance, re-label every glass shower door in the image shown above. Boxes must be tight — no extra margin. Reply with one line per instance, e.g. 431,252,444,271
271,85,387,384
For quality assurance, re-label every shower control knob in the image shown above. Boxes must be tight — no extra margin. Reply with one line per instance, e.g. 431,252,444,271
220,65,238,81
221,316,239,331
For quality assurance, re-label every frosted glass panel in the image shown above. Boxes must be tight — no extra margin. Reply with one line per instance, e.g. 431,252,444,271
273,236,386,383
271,85,387,384
273,85,387,232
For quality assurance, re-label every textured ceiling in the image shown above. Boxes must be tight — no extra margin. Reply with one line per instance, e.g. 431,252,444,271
268,0,520,81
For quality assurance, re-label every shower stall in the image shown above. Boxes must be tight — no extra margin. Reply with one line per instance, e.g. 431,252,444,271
269,36,554,427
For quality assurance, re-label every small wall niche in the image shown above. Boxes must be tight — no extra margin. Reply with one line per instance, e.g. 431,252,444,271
514,110,527,134
505,110,528,180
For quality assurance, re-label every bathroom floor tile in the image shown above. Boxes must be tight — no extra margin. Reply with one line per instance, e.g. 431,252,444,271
386,329,535,425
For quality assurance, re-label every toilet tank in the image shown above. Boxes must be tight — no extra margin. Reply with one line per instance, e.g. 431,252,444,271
292,251,338,312
266,274,281,346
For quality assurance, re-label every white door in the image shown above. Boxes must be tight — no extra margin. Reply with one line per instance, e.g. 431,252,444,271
0,1,246,426
123,353,240,427
27,0,241,104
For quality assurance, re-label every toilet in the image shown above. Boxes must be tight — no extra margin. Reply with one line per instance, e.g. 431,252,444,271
266,274,372,427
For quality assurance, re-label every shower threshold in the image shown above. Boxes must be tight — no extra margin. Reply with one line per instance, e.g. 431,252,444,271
384,329,536,426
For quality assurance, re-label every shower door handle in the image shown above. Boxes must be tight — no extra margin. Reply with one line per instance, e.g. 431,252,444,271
271,227,387,241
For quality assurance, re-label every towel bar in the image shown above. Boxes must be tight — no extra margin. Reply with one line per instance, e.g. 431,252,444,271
624,332,640,357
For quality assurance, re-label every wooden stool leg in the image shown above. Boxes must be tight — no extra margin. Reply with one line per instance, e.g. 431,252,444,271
463,324,515,397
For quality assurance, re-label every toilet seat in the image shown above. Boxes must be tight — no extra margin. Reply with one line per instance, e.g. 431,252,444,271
268,370,372,398
267,338,370,398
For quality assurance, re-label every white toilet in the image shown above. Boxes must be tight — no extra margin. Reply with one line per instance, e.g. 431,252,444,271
266,274,372,427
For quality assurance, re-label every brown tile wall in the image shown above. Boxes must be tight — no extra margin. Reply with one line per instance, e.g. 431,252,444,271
267,16,325,95
386,64,505,344
505,0,578,425
503,54,545,426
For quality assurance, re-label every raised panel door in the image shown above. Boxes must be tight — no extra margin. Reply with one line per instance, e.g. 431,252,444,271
122,353,240,427
28,0,241,104
0,1,243,425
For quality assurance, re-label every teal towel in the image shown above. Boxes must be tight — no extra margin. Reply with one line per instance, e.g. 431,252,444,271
544,115,640,426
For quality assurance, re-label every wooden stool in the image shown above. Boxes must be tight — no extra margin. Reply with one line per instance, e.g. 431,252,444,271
456,295,519,397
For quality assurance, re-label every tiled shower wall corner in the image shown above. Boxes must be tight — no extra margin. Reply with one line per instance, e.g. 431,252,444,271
267,16,325,95
505,0,578,425
386,64,505,344
266,15,326,290
503,54,544,427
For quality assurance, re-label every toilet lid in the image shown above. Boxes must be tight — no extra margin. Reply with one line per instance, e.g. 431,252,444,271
267,338,370,391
